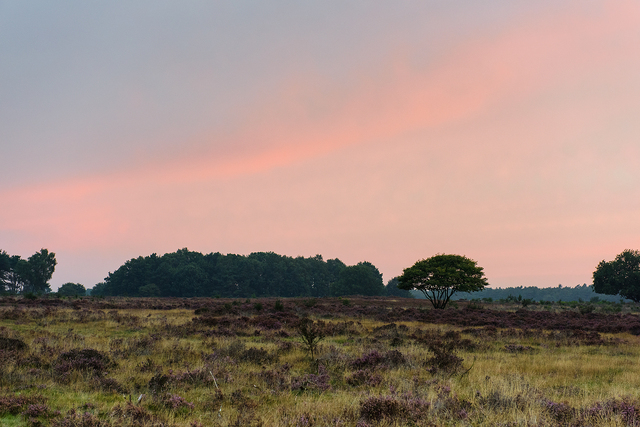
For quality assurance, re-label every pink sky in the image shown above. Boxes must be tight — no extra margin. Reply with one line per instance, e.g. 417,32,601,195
2,1,639,290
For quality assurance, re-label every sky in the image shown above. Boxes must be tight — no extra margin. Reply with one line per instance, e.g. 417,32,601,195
2,1,640,291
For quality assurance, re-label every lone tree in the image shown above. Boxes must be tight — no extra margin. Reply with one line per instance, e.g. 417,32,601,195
593,249,640,302
398,254,488,309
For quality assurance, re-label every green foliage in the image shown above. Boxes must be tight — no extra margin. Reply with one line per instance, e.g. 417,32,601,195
331,261,385,297
398,254,488,309
579,304,596,315
297,318,324,359
138,283,160,297
274,299,284,311
384,277,414,298
27,248,57,294
88,282,107,296
101,249,360,298
58,282,86,296
0,248,56,294
593,249,640,302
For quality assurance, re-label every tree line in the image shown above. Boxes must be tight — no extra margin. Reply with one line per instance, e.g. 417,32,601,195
451,284,628,303
91,248,413,298
0,249,57,294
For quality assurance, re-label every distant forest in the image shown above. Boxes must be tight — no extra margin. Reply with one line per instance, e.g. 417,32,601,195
451,284,630,303
90,249,412,298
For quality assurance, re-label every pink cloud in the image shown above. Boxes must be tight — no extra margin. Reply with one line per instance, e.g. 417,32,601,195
3,2,640,289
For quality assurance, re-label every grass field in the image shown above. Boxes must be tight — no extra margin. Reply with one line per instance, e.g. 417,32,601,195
1,296,640,426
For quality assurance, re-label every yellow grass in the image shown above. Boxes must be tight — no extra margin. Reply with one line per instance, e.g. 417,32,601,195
1,301,640,426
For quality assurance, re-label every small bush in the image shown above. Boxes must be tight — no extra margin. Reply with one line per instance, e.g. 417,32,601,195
148,373,170,394
291,365,330,393
162,393,194,411
51,410,107,427
360,395,403,422
346,369,382,387
351,349,406,370
544,399,575,424
425,332,464,374
0,394,46,416
297,318,325,359
54,349,113,379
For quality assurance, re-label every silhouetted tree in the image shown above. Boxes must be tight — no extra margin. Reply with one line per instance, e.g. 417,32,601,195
0,249,56,294
398,254,487,309
593,249,640,302
332,262,384,296
58,282,86,296
101,249,365,298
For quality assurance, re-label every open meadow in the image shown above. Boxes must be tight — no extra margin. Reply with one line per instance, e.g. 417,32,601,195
2,296,640,426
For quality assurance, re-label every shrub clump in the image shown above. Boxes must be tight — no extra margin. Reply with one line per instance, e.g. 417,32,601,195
359,393,430,423
162,393,195,411
424,331,465,374
258,363,291,391
111,402,158,425
0,394,47,416
351,349,406,370
51,409,107,427
53,349,113,380
345,369,382,387
0,336,29,352
291,365,330,393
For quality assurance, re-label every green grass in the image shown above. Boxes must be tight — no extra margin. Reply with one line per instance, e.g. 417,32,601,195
0,414,25,426
1,299,640,426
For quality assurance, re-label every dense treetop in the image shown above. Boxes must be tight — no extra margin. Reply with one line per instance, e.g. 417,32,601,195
0,249,57,295
398,254,487,309
593,249,640,303
92,249,401,298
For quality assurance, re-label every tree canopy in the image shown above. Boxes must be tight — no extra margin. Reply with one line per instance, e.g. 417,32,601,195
57,282,86,296
384,277,415,298
398,254,487,309
0,249,57,295
331,262,384,296
593,249,640,302
94,249,386,298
